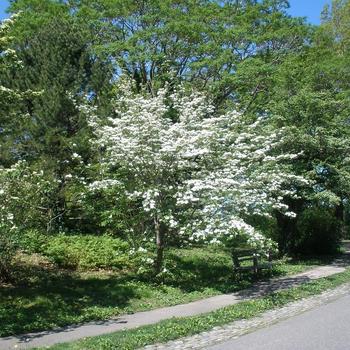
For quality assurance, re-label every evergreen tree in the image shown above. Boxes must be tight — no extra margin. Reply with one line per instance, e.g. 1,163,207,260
2,12,113,232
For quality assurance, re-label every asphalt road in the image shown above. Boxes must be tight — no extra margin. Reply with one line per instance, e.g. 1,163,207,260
208,293,350,350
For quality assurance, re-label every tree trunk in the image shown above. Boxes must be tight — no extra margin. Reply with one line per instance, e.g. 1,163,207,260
335,200,346,237
276,210,296,255
275,197,305,255
154,216,165,274
0,264,12,283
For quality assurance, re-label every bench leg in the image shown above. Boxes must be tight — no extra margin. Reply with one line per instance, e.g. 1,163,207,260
233,269,240,280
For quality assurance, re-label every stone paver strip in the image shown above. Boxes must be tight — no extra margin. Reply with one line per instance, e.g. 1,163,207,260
145,282,350,350
0,263,347,349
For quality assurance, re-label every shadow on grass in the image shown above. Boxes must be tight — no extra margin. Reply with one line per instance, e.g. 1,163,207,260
0,249,262,337
0,263,138,337
159,248,340,295
158,248,285,294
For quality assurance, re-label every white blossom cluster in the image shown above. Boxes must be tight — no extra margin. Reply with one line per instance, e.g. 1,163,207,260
0,161,61,232
1,12,39,108
0,164,21,232
89,82,307,251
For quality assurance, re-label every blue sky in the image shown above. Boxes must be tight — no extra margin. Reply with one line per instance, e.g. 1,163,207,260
288,0,331,24
0,0,331,24
0,0,9,20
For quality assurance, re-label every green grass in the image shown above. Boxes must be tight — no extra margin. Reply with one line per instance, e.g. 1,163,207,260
0,246,329,337
41,268,350,350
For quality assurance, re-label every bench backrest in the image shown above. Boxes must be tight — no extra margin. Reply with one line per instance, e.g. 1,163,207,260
232,249,272,268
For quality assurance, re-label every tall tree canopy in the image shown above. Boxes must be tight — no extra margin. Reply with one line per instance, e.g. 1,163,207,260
265,0,350,251
9,0,310,111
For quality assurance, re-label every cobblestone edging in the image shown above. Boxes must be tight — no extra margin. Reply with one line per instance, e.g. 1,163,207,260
143,282,350,350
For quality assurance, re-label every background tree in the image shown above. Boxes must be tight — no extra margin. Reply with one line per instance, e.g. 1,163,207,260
266,0,350,253
9,0,310,111
2,9,113,232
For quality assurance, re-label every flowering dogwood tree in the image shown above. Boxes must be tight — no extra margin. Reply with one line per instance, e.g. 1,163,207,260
89,82,307,272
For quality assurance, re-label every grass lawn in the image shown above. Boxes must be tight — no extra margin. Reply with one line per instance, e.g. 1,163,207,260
0,246,332,337
42,268,350,350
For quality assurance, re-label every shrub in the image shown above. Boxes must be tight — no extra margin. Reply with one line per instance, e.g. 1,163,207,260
19,229,47,254
21,232,131,270
0,229,17,282
293,208,342,255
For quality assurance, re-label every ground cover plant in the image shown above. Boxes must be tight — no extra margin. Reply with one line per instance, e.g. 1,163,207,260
20,231,130,269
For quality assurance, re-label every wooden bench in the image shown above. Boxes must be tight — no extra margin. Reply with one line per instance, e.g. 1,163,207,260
232,248,273,276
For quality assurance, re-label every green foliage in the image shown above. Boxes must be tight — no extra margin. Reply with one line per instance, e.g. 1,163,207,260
80,185,145,238
8,0,310,112
1,11,113,233
0,162,61,234
21,232,130,269
266,0,350,252
293,208,342,255
0,231,17,282
0,163,34,281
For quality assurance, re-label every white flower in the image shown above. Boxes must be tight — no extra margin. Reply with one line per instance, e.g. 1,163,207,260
72,152,81,159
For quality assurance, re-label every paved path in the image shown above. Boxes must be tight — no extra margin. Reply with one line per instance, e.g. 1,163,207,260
145,282,350,350
0,259,348,349
208,289,350,350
